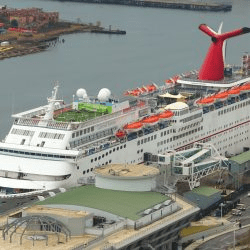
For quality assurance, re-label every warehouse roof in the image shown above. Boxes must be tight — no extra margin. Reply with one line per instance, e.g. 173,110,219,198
230,150,250,165
38,185,169,220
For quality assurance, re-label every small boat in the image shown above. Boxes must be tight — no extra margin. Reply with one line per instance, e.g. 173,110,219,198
240,84,250,93
141,115,159,126
115,130,126,138
157,110,174,120
146,84,157,92
213,91,229,101
227,87,241,96
196,96,215,105
124,121,143,132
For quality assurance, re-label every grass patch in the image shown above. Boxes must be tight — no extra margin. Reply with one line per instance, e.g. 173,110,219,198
180,225,216,237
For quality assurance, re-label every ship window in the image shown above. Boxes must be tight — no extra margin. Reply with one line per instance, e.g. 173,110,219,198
76,132,79,137
91,126,94,132
144,138,147,143
120,146,122,149
148,137,150,142
137,141,140,146
91,159,93,163
106,152,108,156
84,129,86,134
154,135,157,139
83,171,85,175
91,168,93,171
98,156,101,160
87,128,90,133
72,133,75,138
124,144,126,148
87,169,89,173
113,148,115,152
21,139,25,145
40,141,45,147
109,150,112,154
80,130,83,136
95,157,97,161
109,160,112,163
117,147,119,150
141,139,143,144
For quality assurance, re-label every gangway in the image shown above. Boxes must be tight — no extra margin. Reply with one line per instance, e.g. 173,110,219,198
145,143,229,190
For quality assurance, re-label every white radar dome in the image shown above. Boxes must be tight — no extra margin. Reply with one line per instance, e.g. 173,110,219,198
98,88,111,102
76,88,87,99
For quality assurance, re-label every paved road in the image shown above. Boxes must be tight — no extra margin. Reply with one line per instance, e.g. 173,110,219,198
197,227,249,250
227,192,250,226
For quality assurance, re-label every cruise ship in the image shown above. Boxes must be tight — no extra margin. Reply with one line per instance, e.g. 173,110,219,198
1,24,250,193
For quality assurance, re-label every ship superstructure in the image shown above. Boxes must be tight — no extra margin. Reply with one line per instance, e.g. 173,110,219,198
1,24,250,193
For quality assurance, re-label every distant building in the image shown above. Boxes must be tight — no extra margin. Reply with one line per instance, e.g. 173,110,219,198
0,7,59,31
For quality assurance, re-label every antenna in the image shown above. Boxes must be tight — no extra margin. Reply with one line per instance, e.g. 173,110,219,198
198,24,250,81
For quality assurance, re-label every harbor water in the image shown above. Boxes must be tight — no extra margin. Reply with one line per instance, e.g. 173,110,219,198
0,0,250,136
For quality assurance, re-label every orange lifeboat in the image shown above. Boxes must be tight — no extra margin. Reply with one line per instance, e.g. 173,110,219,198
213,91,229,101
196,96,215,105
158,110,174,120
124,121,143,132
240,84,250,92
227,88,241,96
115,130,126,138
141,115,159,126
146,84,157,92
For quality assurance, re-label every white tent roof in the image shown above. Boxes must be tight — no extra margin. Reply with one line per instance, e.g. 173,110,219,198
159,92,185,99
165,102,188,110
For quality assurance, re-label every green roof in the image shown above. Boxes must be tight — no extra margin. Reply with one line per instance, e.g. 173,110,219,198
190,186,220,197
230,150,250,165
38,185,168,220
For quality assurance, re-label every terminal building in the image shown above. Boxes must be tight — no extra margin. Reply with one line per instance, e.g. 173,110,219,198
0,163,199,250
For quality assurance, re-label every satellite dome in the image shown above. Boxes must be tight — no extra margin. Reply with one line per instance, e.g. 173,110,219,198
98,88,111,102
76,88,87,99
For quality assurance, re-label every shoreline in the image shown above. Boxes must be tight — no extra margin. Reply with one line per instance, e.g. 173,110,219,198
0,22,123,60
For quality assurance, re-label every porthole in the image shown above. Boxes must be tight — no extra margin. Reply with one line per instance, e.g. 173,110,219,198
109,160,112,163
91,159,93,163
113,148,115,152
106,152,108,156
77,166,79,170
120,146,122,149
87,169,89,173
102,154,104,158
91,168,93,171
83,171,86,175
95,157,97,161
109,150,112,154
124,144,126,148
117,147,119,150
98,156,101,160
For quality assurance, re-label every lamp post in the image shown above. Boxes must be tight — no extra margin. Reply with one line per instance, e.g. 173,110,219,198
233,225,236,250
220,203,223,221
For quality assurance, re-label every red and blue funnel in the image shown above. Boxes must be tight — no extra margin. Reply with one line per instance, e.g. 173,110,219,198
198,24,250,81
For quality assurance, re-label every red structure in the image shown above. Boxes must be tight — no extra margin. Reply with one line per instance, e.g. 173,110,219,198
0,7,59,32
198,24,250,81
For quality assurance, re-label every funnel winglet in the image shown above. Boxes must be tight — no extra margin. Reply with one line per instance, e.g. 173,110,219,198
198,24,250,81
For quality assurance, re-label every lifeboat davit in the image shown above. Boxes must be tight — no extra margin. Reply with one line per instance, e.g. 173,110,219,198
115,130,126,138
213,91,229,101
124,121,143,132
141,115,159,126
196,96,215,105
227,88,241,96
158,110,174,120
